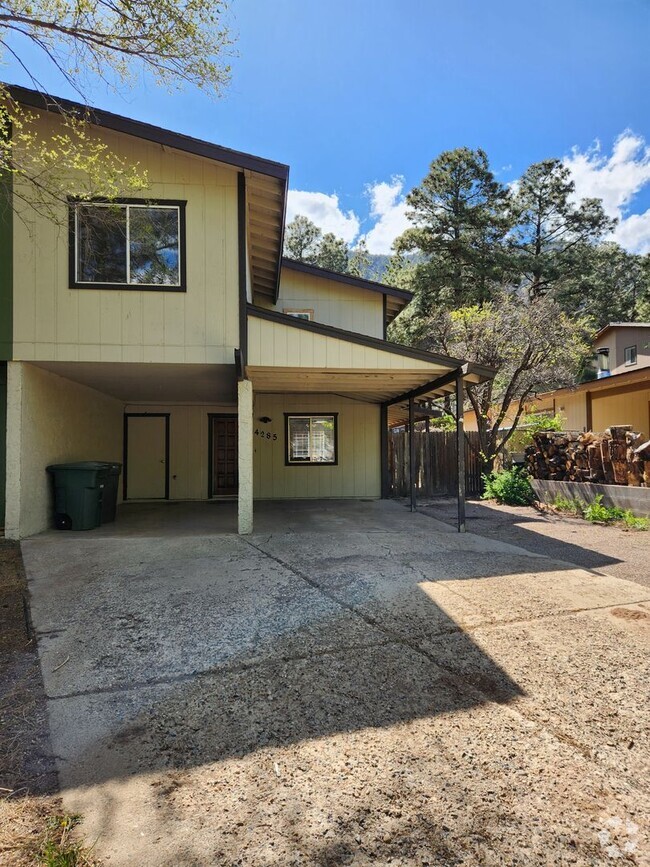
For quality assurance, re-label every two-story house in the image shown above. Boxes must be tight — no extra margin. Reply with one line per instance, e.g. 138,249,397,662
0,85,492,539
592,322,650,378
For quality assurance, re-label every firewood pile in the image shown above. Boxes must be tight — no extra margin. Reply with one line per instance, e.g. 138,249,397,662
525,425,650,486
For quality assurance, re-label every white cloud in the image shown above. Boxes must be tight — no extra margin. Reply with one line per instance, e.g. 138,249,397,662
286,177,412,256
286,189,360,244
563,131,650,254
361,176,411,255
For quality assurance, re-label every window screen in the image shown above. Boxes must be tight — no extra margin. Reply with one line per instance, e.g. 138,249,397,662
286,414,337,464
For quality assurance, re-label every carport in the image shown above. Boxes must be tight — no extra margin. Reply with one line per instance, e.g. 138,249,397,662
3,359,239,539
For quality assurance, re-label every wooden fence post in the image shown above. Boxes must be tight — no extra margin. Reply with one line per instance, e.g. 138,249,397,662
456,373,466,533
409,397,416,512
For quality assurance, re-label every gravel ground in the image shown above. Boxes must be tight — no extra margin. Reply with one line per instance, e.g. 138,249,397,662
0,540,94,866
418,498,650,589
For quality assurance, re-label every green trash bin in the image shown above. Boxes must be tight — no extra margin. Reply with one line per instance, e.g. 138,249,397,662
46,462,110,531
100,462,122,523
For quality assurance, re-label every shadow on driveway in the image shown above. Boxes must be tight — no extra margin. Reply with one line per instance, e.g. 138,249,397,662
19,500,650,865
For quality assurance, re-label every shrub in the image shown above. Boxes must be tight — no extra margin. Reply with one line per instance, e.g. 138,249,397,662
482,467,536,506
583,494,624,524
552,495,583,516
622,510,649,531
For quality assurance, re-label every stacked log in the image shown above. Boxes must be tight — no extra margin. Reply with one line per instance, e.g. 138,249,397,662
526,425,650,486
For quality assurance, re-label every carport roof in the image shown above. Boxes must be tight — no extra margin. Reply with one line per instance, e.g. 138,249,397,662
246,306,493,410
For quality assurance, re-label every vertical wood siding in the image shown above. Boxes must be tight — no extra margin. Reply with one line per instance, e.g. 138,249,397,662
268,269,384,338
591,386,650,435
124,403,237,500
253,393,380,499
13,113,239,364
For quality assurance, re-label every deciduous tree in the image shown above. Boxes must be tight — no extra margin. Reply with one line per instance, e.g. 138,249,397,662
394,294,590,470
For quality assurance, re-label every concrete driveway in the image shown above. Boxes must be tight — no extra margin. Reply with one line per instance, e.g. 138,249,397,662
22,500,650,865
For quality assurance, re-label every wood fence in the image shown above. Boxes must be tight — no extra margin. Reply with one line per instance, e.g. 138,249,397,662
388,429,483,498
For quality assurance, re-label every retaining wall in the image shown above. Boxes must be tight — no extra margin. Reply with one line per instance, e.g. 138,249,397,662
530,479,650,517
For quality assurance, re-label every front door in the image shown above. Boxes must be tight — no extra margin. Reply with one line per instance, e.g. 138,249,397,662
125,414,169,499
211,415,238,496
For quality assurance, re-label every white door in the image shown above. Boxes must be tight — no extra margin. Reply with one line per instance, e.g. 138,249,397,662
126,415,168,499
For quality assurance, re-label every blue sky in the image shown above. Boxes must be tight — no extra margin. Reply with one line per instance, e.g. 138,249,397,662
3,0,650,253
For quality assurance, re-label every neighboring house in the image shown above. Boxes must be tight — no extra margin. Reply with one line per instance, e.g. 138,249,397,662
462,322,650,438
591,322,650,378
0,85,492,539
533,323,650,435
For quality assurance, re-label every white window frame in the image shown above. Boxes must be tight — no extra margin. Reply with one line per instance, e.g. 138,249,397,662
283,308,314,321
624,345,637,366
285,413,338,466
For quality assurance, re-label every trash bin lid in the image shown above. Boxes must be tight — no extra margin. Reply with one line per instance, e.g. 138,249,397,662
47,461,111,472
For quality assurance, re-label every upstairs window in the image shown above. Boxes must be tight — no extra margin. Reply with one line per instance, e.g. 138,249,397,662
285,414,338,465
624,345,637,366
283,308,313,321
70,200,186,290
596,347,610,377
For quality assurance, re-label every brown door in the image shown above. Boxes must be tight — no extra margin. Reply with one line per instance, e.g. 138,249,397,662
212,416,238,495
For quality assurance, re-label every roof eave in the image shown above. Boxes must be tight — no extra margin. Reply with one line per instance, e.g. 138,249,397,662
5,83,290,181
281,257,413,302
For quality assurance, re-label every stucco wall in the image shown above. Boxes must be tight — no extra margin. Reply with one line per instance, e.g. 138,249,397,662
253,393,380,499
270,268,384,338
124,403,237,500
12,112,240,365
5,362,124,538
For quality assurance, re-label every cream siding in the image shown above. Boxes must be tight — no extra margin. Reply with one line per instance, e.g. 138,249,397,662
552,392,588,431
591,386,650,436
253,394,380,499
12,112,240,365
270,269,384,337
124,403,236,500
5,362,124,539
248,316,441,372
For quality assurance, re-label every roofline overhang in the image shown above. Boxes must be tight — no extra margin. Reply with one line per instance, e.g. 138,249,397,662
592,321,650,342
4,83,290,182
281,257,413,303
536,365,650,400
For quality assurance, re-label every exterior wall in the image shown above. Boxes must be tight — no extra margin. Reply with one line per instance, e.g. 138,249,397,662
248,315,438,371
271,268,384,338
253,393,380,499
591,385,650,436
5,362,124,539
0,172,12,360
462,392,588,434
124,403,237,500
12,111,240,365
553,392,587,431
0,363,6,523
